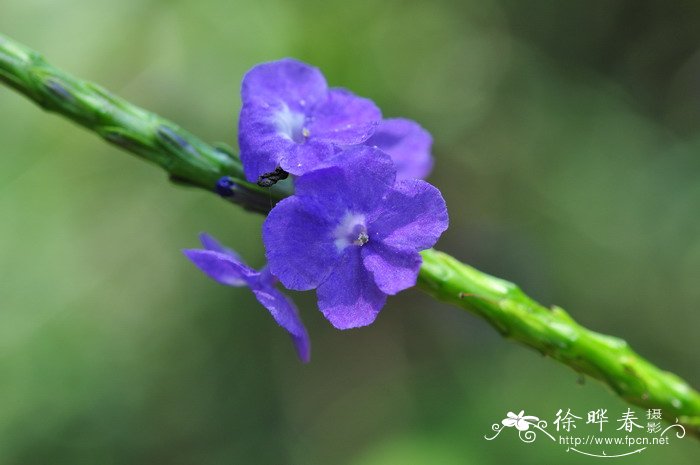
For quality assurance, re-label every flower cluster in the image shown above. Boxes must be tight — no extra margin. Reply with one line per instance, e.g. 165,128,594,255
185,59,448,362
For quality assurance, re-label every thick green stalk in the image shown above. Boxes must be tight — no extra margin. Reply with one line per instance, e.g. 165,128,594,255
419,249,700,436
1,33,698,437
0,33,288,212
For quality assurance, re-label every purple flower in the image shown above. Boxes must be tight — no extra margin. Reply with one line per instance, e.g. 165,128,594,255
262,146,448,329
366,118,434,180
238,58,382,183
183,233,310,363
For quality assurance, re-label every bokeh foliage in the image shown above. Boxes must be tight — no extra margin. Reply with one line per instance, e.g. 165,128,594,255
1,0,698,463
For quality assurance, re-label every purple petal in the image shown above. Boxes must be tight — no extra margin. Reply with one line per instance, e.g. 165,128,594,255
316,248,387,329
238,103,301,182
309,89,381,145
186,234,311,363
286,167,350,222
241,58,328,111
257,266,279,288
278,139,335,176
362,242,422,295
183,249,257,287
251,287,311,363
371,179,449,252
239,99,337,180
293,146,396,217
331,146,396,214
263,196,340,291
366,118,433,180
199,233,243,262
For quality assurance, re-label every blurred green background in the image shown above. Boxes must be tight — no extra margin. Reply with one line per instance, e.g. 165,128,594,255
1,0,699,463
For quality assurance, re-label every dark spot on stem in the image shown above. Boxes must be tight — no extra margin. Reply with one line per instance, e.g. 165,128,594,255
215,176,236,197
45,78,73,102
157,125,198,156
104,130,137,150
217,178,274,214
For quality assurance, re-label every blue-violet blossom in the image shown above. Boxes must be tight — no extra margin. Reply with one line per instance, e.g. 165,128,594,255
366,118,433,180
184,233,310,362
263,146,449,329
239,58,382,182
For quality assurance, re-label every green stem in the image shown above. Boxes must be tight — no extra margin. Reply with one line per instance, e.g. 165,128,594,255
0,33,289,212
419,249,700,436
2,32,699,437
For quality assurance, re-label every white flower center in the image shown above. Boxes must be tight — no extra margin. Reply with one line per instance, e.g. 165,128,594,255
333,212,369,251
272,104,308,143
